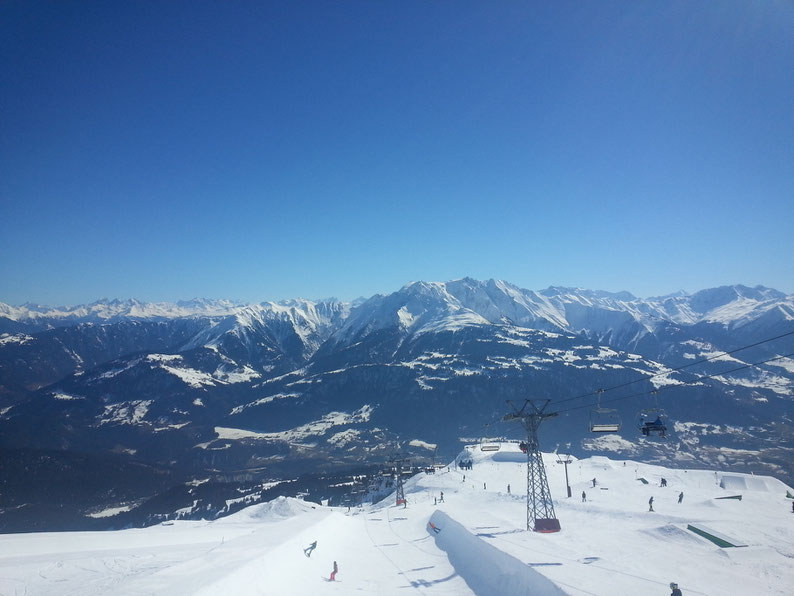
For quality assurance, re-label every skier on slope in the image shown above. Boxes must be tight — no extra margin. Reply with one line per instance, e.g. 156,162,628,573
670,581,683,595
582,491,586,502
330,560,338,581
648,496,654,511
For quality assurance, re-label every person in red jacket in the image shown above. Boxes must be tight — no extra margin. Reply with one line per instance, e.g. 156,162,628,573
330,560,338,581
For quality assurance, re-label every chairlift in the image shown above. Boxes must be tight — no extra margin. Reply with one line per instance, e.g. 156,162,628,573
589,389,621,433
590,407,621,433
637,390,669,438
637,408,668,438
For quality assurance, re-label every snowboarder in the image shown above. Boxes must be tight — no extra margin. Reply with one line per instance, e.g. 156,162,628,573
670,581,683,595
440,491,444,502
582,491,586,502
304,541,317,557
648,496,654,512
330,560,338,581
678,492,684,504
592,478,597,488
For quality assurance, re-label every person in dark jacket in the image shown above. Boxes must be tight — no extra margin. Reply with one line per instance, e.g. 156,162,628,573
670,581,682,595
582,491,587,502
678,492,684,504
648,496,654,511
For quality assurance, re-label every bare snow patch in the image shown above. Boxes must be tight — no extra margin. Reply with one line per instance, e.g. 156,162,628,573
87,505,132,518
0,333,34,346
213,365,261,384
409,439,437,451
99,400,153,425
215,427,272,440
230,392,302,415
247,405,374,444
51,392,85,401
582,434,640,455
328,429,362,448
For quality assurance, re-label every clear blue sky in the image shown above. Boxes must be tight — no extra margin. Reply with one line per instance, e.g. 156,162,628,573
2,1,792,306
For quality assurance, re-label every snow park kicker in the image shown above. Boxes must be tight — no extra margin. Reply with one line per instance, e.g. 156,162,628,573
427,510,566,595
1,442,793,595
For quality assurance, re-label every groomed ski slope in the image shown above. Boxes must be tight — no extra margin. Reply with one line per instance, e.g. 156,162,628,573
1,443,793,595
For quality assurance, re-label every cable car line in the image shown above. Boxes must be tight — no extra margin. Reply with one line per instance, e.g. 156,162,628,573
549,329,794,408
552,351,794,417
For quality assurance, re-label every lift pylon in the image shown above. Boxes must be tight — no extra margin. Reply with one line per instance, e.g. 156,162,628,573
503,399,560,533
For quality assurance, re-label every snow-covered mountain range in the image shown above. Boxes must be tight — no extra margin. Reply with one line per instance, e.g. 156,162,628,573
1,279,793,532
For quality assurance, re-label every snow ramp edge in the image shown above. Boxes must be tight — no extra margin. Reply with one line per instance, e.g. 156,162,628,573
427,510,568,596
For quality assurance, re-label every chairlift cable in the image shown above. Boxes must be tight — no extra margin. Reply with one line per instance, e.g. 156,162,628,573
549,329,794,408
552,351,794,416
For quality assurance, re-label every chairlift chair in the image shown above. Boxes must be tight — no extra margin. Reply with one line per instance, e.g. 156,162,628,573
589,407,621,433
637,408,668,438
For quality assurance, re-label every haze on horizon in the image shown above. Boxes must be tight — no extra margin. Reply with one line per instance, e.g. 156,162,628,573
1,1,792,306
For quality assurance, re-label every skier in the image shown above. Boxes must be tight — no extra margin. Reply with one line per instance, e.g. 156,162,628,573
507,484,510,494
440,491,444,502
661,478,667,487
648,496,654,512
483,482,487,490
592,477,597,488
304,541,317,557
582,491,586,502
678,492,684,504
670,581,683,595
329,560,338,581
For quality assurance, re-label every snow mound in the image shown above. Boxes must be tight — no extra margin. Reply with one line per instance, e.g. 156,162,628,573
719,474,782,492
428,510,567,595
224,496,316,522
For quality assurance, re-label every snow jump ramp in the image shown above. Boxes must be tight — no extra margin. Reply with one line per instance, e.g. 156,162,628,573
687,524,747,548
427,510,567,596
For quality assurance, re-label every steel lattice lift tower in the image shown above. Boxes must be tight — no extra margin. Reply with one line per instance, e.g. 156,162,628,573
503,399,561,533
387,457,410,507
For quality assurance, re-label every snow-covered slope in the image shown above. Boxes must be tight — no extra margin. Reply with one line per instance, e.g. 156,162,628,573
318,279,794,354
0,298,243,326
1,448,791,595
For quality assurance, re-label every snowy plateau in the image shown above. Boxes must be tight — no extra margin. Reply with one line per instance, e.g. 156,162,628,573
1,444,792,596
1,279,793,542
